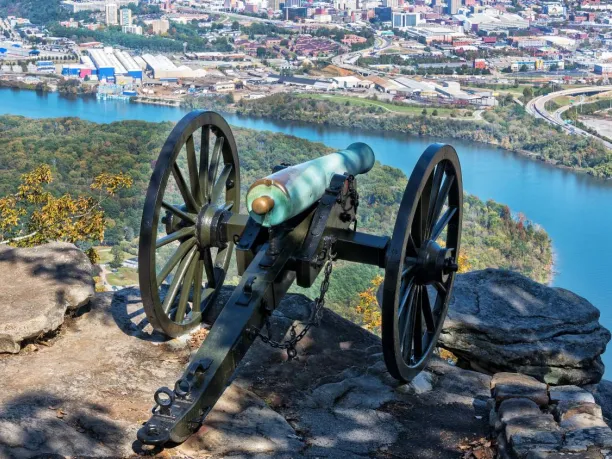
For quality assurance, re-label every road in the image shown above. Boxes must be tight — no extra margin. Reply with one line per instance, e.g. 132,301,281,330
525,86,612,149
330,35,392,76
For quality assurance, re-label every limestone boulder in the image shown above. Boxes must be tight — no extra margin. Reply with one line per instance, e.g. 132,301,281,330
0,242,94,353
439,269,610,385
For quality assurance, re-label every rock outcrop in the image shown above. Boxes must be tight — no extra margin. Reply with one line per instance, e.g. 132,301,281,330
0,287,493,459
440,269,611,386
0,242,94,353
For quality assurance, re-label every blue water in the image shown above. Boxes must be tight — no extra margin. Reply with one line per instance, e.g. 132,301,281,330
2,88,612,370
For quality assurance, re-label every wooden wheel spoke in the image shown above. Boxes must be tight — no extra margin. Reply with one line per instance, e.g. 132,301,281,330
161,201,195,225
175,256,198,323
156,226,194,249
399,284,417,352
431,206,457,242
412,200,425,247
420,174,433,240
186,135,200,206
421,287,435,333
199,125,210,203
412,287,423,361
398,280,413,321
156,238,197,286
172,163,199,213
191,260,204,313
207,136,224,198
427,165,445,233
430,174,455,239
202,247,217,288
162,246,197,314
211,164,233,204
406,234,418,257
434,281,447,297
401,263,416,279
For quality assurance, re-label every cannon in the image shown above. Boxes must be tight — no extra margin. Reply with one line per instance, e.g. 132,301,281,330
136,111,463,447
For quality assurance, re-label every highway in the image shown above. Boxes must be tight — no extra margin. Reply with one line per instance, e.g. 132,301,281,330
330,35,392,76
525,86,612,149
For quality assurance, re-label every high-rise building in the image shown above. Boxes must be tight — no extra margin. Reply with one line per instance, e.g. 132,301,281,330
106,1,118,25
382,0,398,7
147,19,170,35
120,8,132,26
446,0,461,14
392,11,423,27
268,0,281,10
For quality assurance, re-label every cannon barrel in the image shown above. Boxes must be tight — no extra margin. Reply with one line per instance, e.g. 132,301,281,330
246,142,375,227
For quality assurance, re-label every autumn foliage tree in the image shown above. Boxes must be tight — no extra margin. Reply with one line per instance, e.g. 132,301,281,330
355,275,383,334
0,165,132,261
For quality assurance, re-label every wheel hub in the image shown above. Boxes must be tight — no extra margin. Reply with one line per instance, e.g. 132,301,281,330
195,204,229,249
414,240,457,285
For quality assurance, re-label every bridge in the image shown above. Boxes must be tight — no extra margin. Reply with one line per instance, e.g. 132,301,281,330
525,85,612,149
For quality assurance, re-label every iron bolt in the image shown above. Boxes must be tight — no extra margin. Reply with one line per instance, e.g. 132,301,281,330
444,260,459,273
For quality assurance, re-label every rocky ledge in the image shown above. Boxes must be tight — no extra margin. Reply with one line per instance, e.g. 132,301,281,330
440,269,611,386
0,242,94,353
0,287,494,459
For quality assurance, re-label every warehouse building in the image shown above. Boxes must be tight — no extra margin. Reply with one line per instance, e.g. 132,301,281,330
115,50,143,80
88,48,123,81
141,54,196,80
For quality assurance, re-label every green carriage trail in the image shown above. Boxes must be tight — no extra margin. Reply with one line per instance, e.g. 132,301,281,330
0,115,552,321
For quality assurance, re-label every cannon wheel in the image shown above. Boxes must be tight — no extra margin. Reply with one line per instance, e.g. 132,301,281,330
139,111,240,337
382,144,462,383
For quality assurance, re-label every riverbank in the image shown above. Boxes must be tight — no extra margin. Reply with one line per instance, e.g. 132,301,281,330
188,93,612,179
2,86,610,322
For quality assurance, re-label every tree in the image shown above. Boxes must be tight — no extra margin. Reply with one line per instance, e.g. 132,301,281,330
231,20,240,31
0,165,132,261
432,109,438,116
256,47,267,58
519,64,528,72
522,86,533,101
422,108,428,115
109,244,124,269
355,275,383,334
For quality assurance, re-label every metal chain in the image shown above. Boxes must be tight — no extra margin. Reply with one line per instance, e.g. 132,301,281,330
256,236,336,360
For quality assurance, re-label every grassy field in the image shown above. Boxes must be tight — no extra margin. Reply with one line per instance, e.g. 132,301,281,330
296,93,474,118
106,267,139,287
94,246,134,264
552,95,571,107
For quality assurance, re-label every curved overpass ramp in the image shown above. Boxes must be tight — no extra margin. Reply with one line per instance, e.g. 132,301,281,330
525,86,612,149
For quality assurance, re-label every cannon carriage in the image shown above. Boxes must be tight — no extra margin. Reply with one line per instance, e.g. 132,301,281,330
137,111,463,447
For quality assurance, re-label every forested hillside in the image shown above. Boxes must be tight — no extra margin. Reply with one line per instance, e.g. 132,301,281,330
0,0,67,25
197,94,612,178
0,115,552,316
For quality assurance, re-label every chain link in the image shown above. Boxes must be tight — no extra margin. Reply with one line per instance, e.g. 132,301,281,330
256,236,336,360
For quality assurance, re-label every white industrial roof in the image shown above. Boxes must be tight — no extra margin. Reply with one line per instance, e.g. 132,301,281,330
80,55,96,70
115,50,140,72
88,48,127,74
393,77,436,91
133,56,147,69
142,53,179,71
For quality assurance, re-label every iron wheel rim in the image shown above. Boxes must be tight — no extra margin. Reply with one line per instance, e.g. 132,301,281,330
382,143,462,382
139,111,240,337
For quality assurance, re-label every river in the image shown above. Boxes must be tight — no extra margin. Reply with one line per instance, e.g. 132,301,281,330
2,88,612,369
